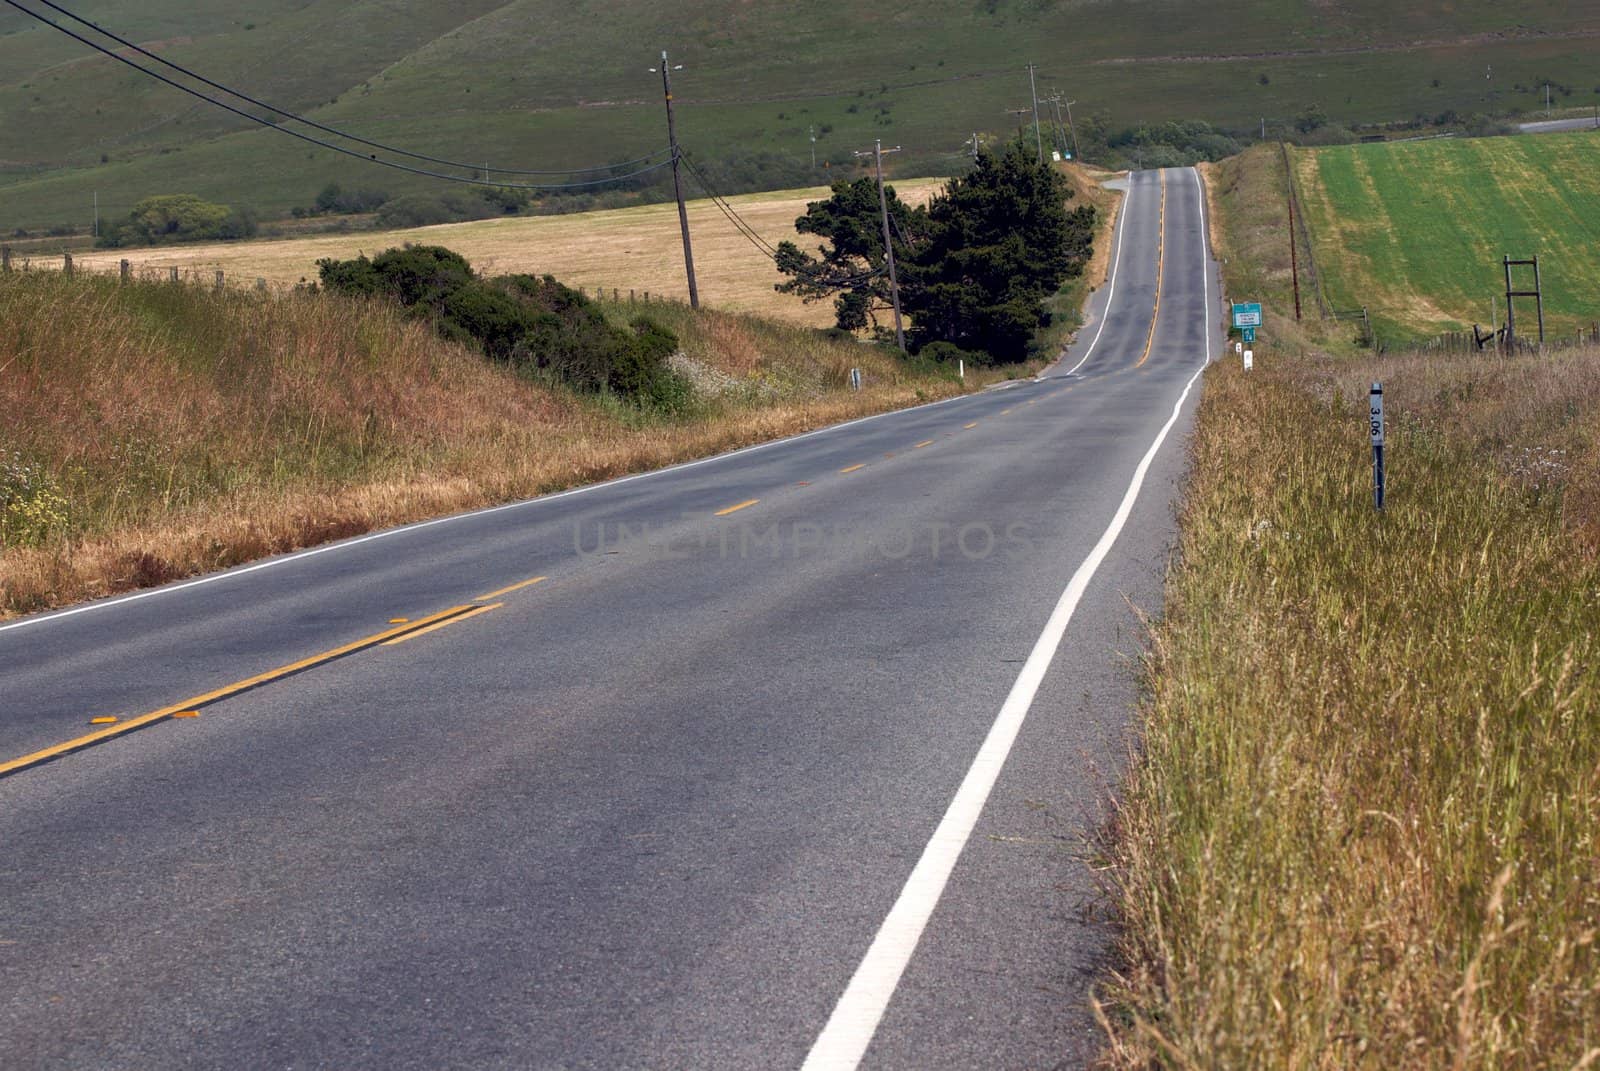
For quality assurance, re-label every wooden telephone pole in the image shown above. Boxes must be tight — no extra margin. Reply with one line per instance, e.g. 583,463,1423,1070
1025,63,1043,163
854,140,905,352
654,50,699,309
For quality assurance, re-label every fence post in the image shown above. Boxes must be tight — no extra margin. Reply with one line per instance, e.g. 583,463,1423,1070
256,277,267,292
1,245,10,272
1369,382,1385,512
215,270,225,291
120,259,130,283
62,252,73,275
169,267,179,283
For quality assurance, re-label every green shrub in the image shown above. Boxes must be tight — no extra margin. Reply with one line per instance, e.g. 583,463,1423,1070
97,194,258,249
317,245,474,306
374,187,529,228
310,183,390,216
915,340,984,366
317,248,683,409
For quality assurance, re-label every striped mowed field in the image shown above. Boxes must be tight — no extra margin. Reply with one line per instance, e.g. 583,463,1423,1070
1293,132,1600,342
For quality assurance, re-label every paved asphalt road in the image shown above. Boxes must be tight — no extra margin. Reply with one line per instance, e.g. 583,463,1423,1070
1518,116,1600,135
0,167,1220,1069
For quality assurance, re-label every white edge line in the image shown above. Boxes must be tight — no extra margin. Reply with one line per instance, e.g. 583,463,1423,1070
800,166,1212,1071
0,383,1004,636
1058,173,1133,379
1194,167,1216,364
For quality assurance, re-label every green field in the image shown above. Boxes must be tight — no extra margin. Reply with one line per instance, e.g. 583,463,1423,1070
2,1,1600,229
1294,132,1600,342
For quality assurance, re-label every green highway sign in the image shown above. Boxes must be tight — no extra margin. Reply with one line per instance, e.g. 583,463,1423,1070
1232,302,1263,329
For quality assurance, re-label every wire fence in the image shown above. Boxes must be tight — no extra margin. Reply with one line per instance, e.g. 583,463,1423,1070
1413,321,1600,356
0,249,705,309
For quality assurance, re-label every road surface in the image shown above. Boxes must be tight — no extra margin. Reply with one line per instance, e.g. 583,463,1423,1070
1518,116,1600,135
0,167,1220,1069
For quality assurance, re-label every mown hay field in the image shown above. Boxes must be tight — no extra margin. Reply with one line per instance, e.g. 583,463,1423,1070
62,182,946,328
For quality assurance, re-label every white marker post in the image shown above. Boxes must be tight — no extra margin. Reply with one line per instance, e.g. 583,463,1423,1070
1369,381,1385,511
1243,348,1253,371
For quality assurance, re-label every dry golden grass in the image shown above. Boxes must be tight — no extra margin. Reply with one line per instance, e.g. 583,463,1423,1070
1111,149,1600,1066
1103,348,1600,1068
1060,163,1124,292
0,270,992,617
63,182,946,327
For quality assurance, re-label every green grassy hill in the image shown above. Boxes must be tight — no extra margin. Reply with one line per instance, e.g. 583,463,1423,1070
1293,131,1600,342
3,0,1600,230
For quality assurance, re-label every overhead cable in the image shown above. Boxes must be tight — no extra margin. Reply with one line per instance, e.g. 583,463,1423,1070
5,0,673,189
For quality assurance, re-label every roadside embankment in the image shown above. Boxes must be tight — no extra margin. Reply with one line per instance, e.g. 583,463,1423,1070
1103,346,1600,1066
0,271,1005,617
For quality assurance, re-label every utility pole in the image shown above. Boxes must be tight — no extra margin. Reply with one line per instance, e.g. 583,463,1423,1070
968,132,982,161
92,191,98,239
1045,93,1067,157
1006,106,1031,138
653,50,699,309
854,139,905,352
1062,98,1080,161
1287,184,1302,321
1025,63,1043,163
809,125,817,169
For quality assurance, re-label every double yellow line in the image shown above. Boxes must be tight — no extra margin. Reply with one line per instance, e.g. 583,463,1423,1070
0,602,489,779
1135,170,1168,370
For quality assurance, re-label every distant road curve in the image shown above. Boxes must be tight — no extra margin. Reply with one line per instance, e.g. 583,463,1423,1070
1518,116,1600,135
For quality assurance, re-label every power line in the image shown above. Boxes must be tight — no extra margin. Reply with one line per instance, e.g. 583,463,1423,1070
682,154,882,292
28,0,671,176
680,155,780,258
4,0,674,190
888,209,919,252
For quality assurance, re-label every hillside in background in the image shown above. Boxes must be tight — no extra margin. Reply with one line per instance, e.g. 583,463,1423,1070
1,0,1599,230
1292,131,1600,342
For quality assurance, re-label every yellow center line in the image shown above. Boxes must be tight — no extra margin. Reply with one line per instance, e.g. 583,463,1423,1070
475,575,547,602
839,464,865,474
1135,170,1168,370
0,603,477,778
914,440,935,449
382,603,503,646
715,499,760,516
963,422,979,429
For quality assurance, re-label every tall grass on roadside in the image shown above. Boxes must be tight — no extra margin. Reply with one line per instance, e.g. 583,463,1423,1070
0,271,981,617
1103,349,1600,1067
